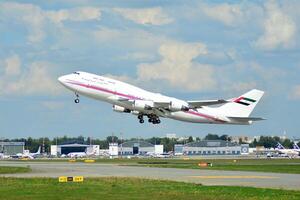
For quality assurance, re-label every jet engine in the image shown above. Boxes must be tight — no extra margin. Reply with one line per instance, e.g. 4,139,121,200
169,101,189,112
134,100,154,110
112,105,131,113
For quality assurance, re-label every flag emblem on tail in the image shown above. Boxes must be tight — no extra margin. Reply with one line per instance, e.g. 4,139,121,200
234,97,256,106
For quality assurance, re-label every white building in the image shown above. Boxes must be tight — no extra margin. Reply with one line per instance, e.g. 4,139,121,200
175,140,249,156
119,140,164,155
50,143,100,156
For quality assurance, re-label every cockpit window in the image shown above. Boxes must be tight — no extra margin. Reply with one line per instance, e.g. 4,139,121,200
73,72,80,75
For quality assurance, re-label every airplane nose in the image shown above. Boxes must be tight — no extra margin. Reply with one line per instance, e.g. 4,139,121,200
58,76,66,84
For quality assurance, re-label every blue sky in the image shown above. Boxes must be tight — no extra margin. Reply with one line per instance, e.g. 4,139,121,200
0,0,300,139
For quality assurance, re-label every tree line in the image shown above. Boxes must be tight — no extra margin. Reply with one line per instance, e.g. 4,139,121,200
1,134,298,153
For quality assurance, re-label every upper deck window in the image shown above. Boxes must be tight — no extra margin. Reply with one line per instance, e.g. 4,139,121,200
73,72,80,75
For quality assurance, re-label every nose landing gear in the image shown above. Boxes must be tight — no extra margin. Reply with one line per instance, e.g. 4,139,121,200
74,93,80,103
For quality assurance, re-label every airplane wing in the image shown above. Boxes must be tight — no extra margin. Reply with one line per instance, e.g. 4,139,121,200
187,99,228,108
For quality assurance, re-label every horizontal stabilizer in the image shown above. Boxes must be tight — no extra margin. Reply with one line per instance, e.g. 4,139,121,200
187,99,228,108
228,117,266,122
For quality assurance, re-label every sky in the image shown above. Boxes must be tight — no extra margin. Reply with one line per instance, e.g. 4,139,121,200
0,0,300,139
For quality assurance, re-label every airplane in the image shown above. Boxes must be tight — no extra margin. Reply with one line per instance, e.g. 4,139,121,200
58,71,265,125
293,143,300,153
16,146,41,159
275,143,299,157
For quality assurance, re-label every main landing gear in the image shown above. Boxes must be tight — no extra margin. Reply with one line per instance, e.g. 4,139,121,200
138,115,144,123
138,114,161,124
74,93,80,103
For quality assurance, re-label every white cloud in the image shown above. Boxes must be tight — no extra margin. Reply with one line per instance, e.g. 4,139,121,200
201,3,243,26
114,7,173,25
290,85,300,100
46,7,101,25
0,59,61,96
0,2,101,43
255,1,296,50
137,42,216,92
93,27,170,51
120,52,155,61
1,2,46,43
4,55,21,76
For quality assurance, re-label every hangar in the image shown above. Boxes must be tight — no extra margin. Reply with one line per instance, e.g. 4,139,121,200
0,142,25,155
175,140,249,156
50,143,100,156
118,140,163,155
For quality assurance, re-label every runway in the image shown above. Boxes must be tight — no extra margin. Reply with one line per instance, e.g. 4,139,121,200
1,161,299,190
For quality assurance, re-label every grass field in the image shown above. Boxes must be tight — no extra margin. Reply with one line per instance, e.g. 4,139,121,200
0,166,31,174
132,159,300,174
0,177,300,200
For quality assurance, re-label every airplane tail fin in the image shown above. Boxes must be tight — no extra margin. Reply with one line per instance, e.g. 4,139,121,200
36,146,41,154
293,143,300,150
276,142,285,150
216,89,264,117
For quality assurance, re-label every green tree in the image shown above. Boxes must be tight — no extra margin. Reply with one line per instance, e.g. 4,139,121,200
187,136,194,143
204,134,219,140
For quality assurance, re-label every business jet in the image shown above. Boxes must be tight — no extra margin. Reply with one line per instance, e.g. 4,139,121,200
58,71,265,125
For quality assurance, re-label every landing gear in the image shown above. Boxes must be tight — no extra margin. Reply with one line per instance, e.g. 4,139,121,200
74,93,80,103
138,115,145,123
147,115,161,124
138,114,160,124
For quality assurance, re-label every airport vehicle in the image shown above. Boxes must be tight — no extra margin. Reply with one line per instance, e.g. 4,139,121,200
67,152,87,158
155,153,173,158
275,143,299,157
58,71,265,125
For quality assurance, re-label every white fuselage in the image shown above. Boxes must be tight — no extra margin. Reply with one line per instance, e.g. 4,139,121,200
276,149,299,156
58,72,247,124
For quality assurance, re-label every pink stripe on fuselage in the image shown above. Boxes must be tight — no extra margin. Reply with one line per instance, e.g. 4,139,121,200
66,80,224,123
66,80,142,100
186,110,225,123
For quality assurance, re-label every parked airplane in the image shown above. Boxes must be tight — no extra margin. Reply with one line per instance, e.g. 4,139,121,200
58,71,265,125
16,146,41,159
293,143,300,153
275,143,299,157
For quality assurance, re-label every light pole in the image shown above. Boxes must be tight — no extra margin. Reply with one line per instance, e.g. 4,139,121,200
120,132,123,158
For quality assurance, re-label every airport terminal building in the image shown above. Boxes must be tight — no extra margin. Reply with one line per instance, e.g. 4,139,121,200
175,140,249,156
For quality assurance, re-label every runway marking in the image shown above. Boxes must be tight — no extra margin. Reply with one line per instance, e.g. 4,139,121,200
187,176,279,179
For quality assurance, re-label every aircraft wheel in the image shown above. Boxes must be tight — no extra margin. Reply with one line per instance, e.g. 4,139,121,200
139,119,144,123
138,115,143,120
74,99,80,103
157,119,161,124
